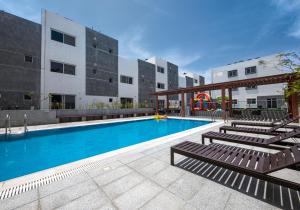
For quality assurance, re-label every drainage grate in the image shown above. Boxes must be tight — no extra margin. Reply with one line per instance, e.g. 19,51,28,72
0,159,110,200
176,158,300,210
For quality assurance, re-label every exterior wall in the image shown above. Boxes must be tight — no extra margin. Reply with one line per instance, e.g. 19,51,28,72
199,76,205,86
0,10,205,111
257,95,285,109
210,54,285,108
85,27,118,97
185,76,194,106
146,57,168,104
178,72,204,109
138,59,156,108
167,62,179,100
0,11,41,110
118,57,138,104
41,10,86,109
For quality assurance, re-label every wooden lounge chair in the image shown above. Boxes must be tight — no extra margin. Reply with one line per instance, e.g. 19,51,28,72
220,116,300,137
171,141,300,190
231,115,299,129
202,128,300,150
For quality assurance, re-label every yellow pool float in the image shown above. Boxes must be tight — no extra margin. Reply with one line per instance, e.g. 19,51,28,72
154,115,167,120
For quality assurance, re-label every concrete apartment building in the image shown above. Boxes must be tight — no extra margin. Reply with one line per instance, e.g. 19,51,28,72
0,10,204,110
210,54,286,109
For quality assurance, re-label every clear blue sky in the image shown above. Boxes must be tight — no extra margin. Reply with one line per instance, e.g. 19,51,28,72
1,0,300,81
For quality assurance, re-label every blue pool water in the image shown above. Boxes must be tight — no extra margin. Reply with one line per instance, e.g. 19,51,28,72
0,118,210,181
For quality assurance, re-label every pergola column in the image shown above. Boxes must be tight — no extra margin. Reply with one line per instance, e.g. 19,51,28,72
181,92,185,117
155,95,159,115
288,93,299,122
221,88,226,119
228,88,232,117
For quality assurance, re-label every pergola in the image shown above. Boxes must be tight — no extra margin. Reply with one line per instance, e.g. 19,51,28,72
152,73,299,119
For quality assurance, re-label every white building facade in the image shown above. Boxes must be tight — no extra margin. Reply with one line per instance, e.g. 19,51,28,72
210,54,286,109
39,10,205,110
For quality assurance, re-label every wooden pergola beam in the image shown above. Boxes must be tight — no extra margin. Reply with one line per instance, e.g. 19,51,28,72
152,73,298,96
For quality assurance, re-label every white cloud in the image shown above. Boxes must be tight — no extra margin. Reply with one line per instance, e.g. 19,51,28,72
272,0,300,39
272,0,300,12
132,0,169,16
161,49,201,67
119,26,202,69
119,26,152,59
0,0,40,23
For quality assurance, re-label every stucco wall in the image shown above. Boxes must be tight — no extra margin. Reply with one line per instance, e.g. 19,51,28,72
118,57,138,104
210,54,285,108
41,10,86,109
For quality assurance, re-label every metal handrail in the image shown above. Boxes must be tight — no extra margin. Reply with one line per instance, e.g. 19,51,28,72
5,114,11,135
24,114,28,133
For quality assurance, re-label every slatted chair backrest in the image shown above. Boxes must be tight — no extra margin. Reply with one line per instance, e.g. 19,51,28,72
269,116,300,132
270,114,290,125
267,128,300,144
262,145,300,173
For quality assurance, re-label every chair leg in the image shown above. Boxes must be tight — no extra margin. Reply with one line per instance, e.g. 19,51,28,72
202,136,205,144
170,149,174,166
210,138,212,143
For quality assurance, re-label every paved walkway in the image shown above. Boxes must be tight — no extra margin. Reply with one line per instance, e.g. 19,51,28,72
2,120,296,210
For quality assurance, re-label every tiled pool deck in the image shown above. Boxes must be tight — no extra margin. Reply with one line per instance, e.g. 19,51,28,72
1,117,299,210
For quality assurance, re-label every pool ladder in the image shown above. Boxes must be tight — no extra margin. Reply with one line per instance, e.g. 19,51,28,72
24,114,28,133
5,114,11,135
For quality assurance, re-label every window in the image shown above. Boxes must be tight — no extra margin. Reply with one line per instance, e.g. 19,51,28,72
228,70,238,78
245,66,257,75
194,79,198,83
232,88,238,91
50,94,75,109
157,66,164,73
109,78,113,83
51,30,63,43
245,85,257,90
120,98,133,108
64,64,76,75
64,95,75,109
120,75,133,84
24,55,33,63
51,61,64,73
267,98,277,108
51,61,75,75
157,82,165,89
63,34,76,46
24,94,32,101
247,98,256,105
232,99,237,104
51,29,75,46
92,69,97,74
108,48,113,54
158,100,165,109
109,98,113,102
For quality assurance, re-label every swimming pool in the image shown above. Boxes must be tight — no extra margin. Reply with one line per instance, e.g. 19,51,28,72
0,118,211,182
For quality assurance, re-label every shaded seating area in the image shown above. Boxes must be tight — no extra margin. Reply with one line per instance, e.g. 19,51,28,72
202,129,300,150
152,72,299,121
231,114,299,129
155,72,300,208
220,116,300,137
171,141,300,191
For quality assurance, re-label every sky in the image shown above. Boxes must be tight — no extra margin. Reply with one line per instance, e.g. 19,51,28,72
1,0,300,82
